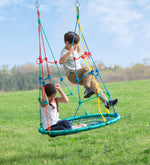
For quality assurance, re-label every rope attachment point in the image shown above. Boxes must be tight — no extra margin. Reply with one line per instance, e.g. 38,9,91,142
35,0,39,11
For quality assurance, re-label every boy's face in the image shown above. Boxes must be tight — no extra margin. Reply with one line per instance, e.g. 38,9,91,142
65,41,78,49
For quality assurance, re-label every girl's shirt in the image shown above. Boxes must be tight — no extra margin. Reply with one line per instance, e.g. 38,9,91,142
40,100,59,130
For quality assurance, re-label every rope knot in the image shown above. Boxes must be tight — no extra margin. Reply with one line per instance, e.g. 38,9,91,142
73,57,77,61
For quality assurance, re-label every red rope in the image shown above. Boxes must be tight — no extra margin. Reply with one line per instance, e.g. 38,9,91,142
36,56,57,65
73,51,92,61
37,10,51,131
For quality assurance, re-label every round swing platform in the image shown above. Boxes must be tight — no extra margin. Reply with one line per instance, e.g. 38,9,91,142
39,113,121,136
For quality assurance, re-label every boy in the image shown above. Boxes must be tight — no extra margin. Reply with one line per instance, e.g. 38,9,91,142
59,31,118,109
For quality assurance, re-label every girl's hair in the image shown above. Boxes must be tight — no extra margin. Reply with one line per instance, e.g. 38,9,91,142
44,83,59,112
64,31,80,44
45,83,56,97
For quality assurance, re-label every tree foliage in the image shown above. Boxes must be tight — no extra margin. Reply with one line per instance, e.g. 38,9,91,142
0,60,150,92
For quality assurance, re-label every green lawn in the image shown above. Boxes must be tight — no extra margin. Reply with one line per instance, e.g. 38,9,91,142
0,79,150,165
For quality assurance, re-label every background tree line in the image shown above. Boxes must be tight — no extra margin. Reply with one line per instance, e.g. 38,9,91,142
0,58,150,92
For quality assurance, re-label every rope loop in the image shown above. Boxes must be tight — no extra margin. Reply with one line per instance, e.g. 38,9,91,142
36,56,43,65
73,52,92,61
36,56,57,65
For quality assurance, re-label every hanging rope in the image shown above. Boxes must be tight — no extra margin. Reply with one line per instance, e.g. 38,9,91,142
73,3,107,122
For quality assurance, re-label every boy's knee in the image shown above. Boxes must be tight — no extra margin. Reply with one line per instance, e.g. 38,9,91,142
84,67,90,73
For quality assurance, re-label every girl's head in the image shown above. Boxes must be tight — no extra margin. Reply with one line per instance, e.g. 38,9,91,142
45,83,56,102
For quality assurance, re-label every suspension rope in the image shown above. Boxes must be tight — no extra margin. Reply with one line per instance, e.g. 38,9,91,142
74,4,107,122
37,8,51,131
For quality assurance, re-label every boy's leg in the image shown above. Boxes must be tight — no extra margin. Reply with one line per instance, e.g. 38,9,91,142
90,78,118,108
67,71,77,84
90,79,107,103
67,67,118,108
67,67,91,87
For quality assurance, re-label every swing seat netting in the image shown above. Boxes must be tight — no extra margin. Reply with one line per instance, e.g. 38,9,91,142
39,113,121,136
36,1,121,137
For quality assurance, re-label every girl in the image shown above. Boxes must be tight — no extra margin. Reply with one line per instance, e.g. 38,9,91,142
40,83,71,131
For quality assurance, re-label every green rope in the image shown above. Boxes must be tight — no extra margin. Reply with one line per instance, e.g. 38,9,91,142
40,23,62,77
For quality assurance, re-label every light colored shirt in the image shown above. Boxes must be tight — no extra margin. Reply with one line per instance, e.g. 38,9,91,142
40,101,59,130
60,48,81,76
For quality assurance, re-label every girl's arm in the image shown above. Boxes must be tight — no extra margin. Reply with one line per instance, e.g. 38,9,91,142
40,85,48,107
55,84,69,103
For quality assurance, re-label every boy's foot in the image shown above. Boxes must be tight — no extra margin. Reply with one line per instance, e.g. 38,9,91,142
105,98,118,110
84,87,95,98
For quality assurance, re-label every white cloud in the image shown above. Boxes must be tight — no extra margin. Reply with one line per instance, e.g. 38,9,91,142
87,0,143,46
140,23,150,40
45,0,72,12
10,17,16,21
0,15,5,21
136,0,149,6
0,0,23,8
39,4,49,12
0,0,23,22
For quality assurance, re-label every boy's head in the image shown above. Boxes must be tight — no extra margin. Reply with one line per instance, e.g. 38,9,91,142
64,31,80,45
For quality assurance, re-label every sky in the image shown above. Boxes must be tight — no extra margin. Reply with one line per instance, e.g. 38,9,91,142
0,0,150,69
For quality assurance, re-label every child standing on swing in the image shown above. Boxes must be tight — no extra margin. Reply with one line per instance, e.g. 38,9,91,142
59,31,118,109
40,83,71,131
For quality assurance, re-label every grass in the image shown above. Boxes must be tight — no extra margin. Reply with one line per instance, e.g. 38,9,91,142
0,79,150,165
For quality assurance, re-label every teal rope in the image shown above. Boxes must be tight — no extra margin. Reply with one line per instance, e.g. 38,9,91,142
40,20,89,115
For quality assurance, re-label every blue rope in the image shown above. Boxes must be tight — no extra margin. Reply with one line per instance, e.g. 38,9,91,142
71,104,81,126
78,72,91,81
81,33,117,113
71,19,82,120
82,33,110,96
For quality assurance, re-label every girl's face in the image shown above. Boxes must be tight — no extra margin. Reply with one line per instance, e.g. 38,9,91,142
48,93,56,103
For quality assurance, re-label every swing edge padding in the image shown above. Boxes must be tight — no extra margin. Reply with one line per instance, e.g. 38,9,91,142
38,113,121,136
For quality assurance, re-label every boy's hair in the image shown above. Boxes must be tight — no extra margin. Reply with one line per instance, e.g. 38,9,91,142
64,31,80,44
44,83,56,97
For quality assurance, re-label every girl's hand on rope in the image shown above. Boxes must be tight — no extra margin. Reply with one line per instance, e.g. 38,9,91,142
40,85,44,91
55,84,61,91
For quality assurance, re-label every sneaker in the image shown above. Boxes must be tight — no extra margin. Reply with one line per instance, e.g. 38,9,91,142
84,87,95,98
105,98,118,110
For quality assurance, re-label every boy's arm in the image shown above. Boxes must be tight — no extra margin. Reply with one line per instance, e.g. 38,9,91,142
59,46,76,64
55,84,69,103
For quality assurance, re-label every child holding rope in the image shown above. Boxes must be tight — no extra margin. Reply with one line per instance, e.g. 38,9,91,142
40,83,71,131
59,31,118,109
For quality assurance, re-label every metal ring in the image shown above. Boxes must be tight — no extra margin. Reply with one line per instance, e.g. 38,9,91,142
35,0,39,10
75,0,80,7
